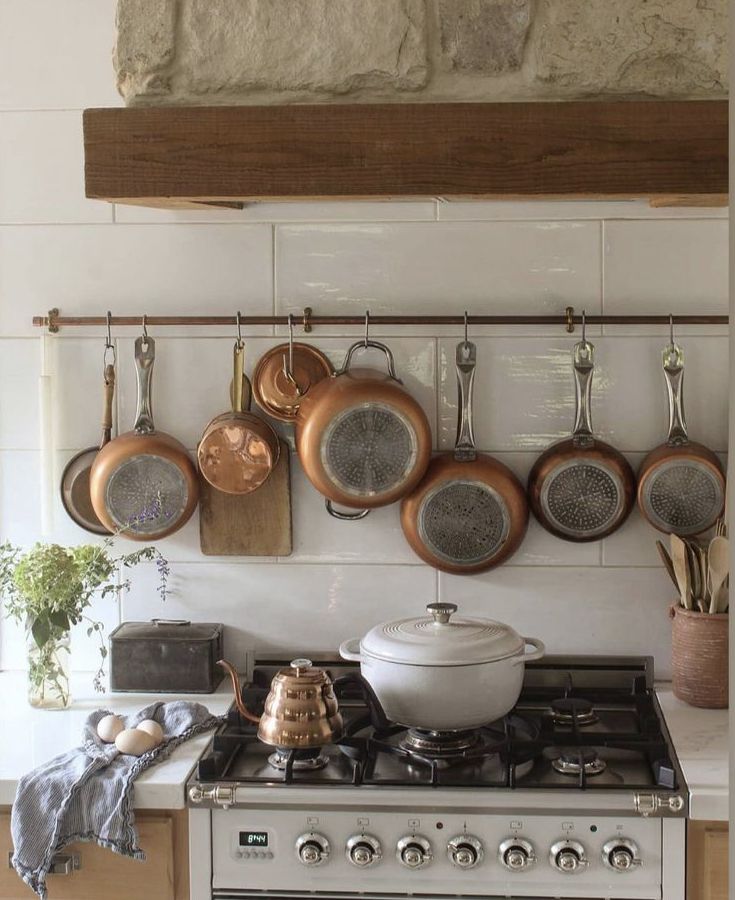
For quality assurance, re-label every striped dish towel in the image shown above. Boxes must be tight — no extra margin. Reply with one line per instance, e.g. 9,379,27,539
11,701,221,900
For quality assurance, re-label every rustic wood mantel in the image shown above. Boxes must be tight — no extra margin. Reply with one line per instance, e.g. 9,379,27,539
83,100,728,208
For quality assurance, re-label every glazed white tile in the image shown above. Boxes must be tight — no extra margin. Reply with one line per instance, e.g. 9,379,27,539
0,0,121,110
438,199,728,222
120,563,437,664
0,224,273,337
436,335,728,454
0,450,41,546
439,566,674,678
0,339,40,448
604,220,728,318
0,111,111,224
114,335,437,453
115,200,438,224
53,337,118,450
275,221,601,336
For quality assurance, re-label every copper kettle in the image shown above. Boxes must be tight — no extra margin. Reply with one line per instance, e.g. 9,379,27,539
218,658,343,749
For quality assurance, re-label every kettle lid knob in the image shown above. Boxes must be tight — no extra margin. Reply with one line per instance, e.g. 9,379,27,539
426,603,458,624
290,658,313,674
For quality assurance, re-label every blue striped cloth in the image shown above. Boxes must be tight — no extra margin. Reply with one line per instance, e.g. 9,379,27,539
11,701,221,899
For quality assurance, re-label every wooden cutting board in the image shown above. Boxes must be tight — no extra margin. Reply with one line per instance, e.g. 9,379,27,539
199,440,292,556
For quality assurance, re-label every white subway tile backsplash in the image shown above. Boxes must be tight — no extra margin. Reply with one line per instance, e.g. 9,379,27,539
439,566,674,678
0,225,273,337
438,199,729,222
0,112,111,224
0,0,121,110
0,450,41,545
276,221,601,335
0,340,40,448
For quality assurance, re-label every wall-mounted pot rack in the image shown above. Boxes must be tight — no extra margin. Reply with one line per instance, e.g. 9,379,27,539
33,307,728,335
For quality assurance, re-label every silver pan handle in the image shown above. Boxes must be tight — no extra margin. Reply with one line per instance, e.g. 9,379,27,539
338,339,402,383
662,343,688,446
454,340,477,462
133,336,155,435
325,499,370,521
571,340,594,448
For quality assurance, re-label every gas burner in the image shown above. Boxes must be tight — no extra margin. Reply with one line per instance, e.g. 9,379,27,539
267,748,329,771
399,728,482,757
552,748,607,777
551,697,599,727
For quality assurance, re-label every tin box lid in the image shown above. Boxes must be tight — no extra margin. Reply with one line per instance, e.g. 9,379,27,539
110,620,223,642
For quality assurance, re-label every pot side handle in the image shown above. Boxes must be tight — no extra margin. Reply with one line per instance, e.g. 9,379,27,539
338,638,362,662
520,637,545,663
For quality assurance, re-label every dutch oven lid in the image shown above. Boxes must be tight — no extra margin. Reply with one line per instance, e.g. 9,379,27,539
110,620,223,641
360,603,524,666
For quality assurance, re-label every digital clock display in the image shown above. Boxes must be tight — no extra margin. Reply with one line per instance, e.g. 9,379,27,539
239,831,269,848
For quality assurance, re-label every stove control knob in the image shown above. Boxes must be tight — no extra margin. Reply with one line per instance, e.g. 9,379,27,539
499,838,536,871
447,835,483,869
550,840,588,874
602,838,641,872
397,836,433,870
346,835,382,868
295,833,330,867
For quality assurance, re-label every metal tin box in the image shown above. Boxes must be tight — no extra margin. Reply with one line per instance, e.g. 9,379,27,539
109,619,224,693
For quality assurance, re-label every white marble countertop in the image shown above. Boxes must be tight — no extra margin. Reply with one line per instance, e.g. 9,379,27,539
655,685,729,821
0,671,233,810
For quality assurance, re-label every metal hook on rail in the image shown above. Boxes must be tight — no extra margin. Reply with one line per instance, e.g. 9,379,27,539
104,311,116,367
364,310,370,348
141,314,149,344
463,310,469,347
235,310,243,349
281,313,301,394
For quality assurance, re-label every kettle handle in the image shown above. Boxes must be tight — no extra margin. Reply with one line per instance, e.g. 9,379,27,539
521,637,545,662
217,659,261,724
338,638,362,662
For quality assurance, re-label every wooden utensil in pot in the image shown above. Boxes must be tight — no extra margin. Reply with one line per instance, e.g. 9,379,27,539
90,336,199,540
61,362,115,535
400,340,528,573
637,340,725,535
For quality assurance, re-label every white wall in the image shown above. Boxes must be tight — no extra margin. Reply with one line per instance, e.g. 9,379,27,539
0,0,728,680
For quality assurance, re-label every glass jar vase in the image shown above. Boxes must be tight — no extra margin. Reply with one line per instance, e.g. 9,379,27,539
27,628,71,709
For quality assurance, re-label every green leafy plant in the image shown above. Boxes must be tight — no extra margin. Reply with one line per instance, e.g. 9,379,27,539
0,539,168,693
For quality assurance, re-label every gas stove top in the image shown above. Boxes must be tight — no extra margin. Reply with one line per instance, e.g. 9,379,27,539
189,655,687,900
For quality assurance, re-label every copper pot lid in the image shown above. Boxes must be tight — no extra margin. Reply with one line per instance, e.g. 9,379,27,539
253,342,333,421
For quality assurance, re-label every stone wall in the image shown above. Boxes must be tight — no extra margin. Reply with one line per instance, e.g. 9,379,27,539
115,0,727,106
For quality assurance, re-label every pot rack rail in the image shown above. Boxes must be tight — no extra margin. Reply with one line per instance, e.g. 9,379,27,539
33,307,729,335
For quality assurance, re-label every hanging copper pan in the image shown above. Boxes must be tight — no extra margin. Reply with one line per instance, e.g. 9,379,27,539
527,337,635,542
401,340,528,573
295,337,432,517
198,341,280,494
637,339,725,535
90,336,199,540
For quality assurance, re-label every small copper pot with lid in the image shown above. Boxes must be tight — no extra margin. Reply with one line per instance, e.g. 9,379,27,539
218,658,343,749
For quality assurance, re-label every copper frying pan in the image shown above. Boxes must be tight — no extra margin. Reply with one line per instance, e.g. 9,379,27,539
527,339,635,542
637,340,725,535
90,336,199,540
401,340,528,573
60,362,115,535
198,341,280,494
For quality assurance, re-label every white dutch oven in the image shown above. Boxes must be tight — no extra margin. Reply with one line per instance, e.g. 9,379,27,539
339,602,544,731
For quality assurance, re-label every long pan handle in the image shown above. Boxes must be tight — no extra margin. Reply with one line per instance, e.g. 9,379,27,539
662,343,688,446
571,340,594,448
133,336,155,434
232,341,246,414
454,340,477,462
100,363,115,448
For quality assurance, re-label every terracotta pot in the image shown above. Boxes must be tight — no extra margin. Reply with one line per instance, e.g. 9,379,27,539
670,605,728,708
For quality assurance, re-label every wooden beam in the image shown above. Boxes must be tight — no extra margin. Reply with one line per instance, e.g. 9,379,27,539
83,100,728,206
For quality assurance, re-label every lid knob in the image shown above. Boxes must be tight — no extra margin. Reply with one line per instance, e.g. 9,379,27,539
290,658,313,675
426,603,458,624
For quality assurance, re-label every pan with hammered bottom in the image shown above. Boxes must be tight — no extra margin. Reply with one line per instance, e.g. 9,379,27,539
637,341,724,536
90,337,199,540
527,340,635,542
401,340,528,574
61,362,115,535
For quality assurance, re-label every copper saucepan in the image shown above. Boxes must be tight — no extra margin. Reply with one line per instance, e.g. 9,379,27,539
401,340,528,573
198,341,280,494
637,340,725,535
295,338,432,518
527,338,635,542
90,336,199,540
218,658,343,750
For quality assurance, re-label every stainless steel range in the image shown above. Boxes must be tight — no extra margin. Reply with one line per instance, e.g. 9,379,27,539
187,655,686,900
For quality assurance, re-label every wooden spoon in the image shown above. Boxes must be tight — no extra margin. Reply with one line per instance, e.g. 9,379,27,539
670,534,692,610
708,536,729,615
655,540,679,592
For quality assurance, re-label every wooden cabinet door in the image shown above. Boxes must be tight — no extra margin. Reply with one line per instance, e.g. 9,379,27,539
688,820,729,900
0,813,174,900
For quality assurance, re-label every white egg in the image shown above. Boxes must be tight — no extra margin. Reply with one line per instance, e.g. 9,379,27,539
114,728,158,756
136,719,164,746
97,714,124,743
